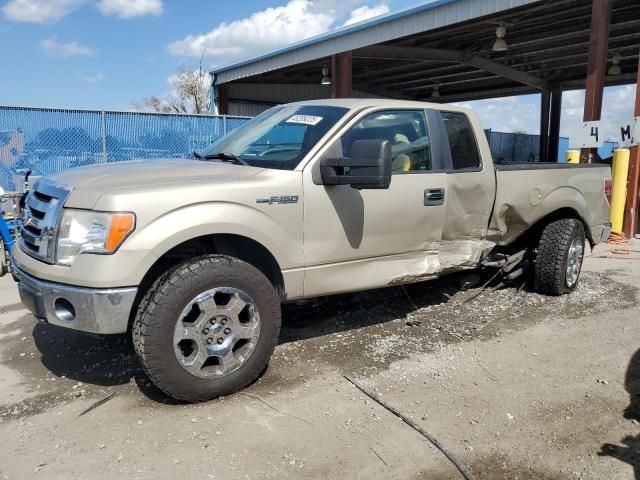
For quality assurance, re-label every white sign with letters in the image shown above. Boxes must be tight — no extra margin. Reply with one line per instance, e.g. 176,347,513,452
618,116,640,148
569,120,605,149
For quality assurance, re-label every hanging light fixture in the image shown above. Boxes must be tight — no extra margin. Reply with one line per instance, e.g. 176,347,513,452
492,24,508,52
608,54,622,76
320,67,331,85
431,85,440,98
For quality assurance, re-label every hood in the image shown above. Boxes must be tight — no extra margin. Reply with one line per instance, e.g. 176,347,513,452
41,158,264,209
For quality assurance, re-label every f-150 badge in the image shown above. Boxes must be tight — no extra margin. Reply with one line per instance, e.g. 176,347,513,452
256,195,299,205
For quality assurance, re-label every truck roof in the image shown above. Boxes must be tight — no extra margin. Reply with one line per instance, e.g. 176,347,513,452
287,98,472,113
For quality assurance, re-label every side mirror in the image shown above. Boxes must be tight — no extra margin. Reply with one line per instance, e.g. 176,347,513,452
320,139,392,189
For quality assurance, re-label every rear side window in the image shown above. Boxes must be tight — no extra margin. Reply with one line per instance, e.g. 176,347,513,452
441,112,481,170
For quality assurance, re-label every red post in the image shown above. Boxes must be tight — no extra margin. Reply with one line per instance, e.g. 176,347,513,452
623,51,640,238
580,0,613,163
331,52,353,98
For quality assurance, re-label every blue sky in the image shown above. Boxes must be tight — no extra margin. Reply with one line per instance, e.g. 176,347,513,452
0,0,417,110
0,0,636,140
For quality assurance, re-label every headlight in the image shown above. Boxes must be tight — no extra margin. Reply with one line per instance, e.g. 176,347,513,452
56,209,135,266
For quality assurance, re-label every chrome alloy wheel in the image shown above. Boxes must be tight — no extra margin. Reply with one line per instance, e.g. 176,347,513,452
565,237,584,288
173,288,261,378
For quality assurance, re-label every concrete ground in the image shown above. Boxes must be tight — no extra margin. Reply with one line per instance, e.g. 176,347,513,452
1,242,639,480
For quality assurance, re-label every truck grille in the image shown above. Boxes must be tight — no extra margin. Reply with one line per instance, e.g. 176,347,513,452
20,182,71,264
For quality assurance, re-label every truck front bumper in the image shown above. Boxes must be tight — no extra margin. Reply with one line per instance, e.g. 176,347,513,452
12,264,137,335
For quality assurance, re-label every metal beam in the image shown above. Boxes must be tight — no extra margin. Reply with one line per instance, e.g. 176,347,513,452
418,84,534,103
355,45,461,63
331,52,352,98
580,0,613,163
216,84,229,115
462,53,546,89
540,90,551,162
623,49,640,238
548,86,562,163
354,45,546,90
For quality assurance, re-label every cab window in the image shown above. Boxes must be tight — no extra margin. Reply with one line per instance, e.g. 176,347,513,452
341,110,432,173
441,111,481,170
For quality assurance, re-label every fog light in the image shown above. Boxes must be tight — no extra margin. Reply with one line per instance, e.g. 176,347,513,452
54,298,76,322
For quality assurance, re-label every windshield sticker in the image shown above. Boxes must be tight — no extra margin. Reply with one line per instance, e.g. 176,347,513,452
286,115,323,126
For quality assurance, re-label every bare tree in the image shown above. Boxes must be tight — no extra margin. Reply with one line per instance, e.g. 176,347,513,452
135,58,211,114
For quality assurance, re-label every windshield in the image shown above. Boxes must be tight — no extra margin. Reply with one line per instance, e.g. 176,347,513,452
200,105,349,170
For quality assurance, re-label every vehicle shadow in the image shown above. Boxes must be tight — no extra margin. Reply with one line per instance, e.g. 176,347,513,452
32,322,140,387
598,348,640,478
279,271,473,344
32,322,183,403
31,270,482,404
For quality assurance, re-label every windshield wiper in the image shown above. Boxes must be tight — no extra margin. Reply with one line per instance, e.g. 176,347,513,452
199,152,249,166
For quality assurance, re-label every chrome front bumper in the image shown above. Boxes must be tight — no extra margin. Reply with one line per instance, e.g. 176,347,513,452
12,264,137,335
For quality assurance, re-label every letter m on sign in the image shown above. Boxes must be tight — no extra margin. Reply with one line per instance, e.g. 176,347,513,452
620,117,640,148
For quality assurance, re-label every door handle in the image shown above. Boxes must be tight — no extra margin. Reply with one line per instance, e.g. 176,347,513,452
424,188,445,206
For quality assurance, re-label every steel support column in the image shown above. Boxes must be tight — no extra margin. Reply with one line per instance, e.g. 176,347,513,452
580,0,613,163
539,90,551,161
331,52,353,98
548,86,562,163
623,51,640,238
216,84,229,115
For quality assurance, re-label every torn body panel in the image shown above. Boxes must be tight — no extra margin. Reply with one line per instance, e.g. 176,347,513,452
489,166,611,246
438,239,496,272
304,247,441,297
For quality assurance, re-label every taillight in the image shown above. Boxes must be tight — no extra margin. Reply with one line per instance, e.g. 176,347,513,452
604,177,612,205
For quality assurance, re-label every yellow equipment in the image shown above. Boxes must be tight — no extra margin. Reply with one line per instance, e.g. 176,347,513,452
610,148,630,234
565,150,580,164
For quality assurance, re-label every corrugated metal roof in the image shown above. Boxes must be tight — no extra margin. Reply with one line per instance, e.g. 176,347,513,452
211,0,540,84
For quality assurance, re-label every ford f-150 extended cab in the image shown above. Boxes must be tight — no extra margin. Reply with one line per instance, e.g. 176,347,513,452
12,99,611,402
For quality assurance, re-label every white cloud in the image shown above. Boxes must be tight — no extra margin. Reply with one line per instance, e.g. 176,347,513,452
2,0,84,23
453,95,541,135
343,4,389,26
96,0,162,19
80,72,105,83
167,1,385,61
40,36,94,57
450,84,637,148
561,85,637,143
167,0,335,59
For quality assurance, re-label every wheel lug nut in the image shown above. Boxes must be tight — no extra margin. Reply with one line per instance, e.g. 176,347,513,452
224,328,231,334
206,338,213,344
210,319,216,325
203,328,209,334
221,319,226,325
217,338,224,344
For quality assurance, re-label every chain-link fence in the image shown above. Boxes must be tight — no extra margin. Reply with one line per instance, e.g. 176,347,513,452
0,106,250,191
0,105,619,192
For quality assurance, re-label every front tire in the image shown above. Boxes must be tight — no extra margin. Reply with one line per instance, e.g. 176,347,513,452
132,255,281,402
533,218,585,296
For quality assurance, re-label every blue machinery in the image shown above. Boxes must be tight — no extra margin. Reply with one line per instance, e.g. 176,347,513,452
0,214,16,252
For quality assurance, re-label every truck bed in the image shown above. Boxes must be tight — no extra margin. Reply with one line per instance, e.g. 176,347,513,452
489,162,611,246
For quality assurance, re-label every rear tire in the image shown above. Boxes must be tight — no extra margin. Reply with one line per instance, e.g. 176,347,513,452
132,255,281,402
533,218,585,296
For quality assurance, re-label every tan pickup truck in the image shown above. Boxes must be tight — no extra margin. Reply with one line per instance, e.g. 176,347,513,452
12,99,611,402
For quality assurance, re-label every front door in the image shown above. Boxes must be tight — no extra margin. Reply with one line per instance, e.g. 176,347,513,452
302,108,448,297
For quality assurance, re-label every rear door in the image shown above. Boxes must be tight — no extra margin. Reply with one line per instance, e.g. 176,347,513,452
302,108,448,297
436,110,496,270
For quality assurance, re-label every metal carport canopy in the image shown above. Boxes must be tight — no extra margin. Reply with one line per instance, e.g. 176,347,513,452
210,0,639,104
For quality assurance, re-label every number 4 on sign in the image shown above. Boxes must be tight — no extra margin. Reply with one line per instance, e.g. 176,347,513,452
569,121,604,149
619,117,640,148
